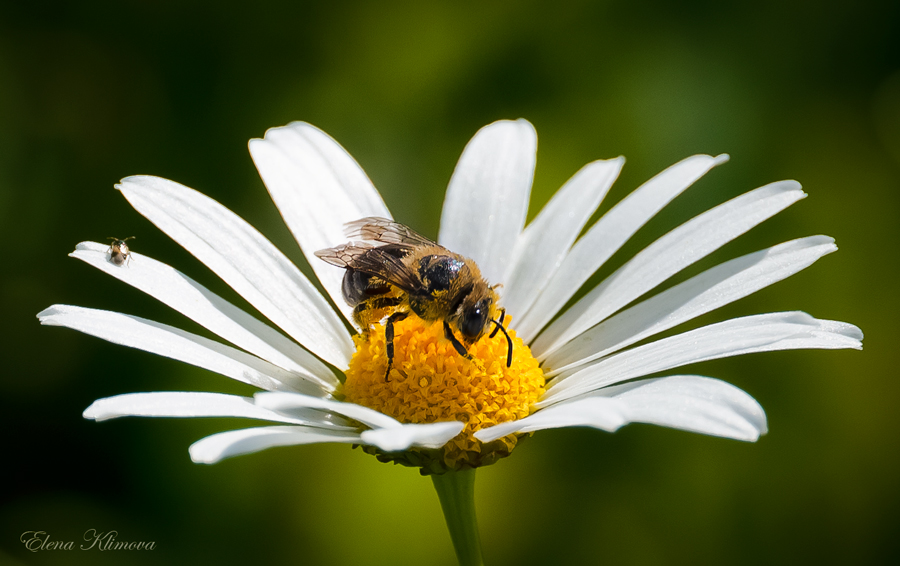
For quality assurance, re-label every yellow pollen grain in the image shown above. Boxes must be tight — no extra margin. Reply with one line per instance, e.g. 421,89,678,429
342,315,545,470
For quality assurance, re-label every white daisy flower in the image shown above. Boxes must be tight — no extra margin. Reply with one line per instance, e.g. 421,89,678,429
39,119,862,474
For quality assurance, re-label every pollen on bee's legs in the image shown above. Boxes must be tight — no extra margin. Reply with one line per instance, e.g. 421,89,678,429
342,314,545,473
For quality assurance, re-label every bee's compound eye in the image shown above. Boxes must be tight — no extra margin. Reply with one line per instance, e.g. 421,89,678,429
460,299,489,340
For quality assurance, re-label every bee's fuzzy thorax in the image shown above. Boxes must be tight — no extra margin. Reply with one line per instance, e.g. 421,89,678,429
342,314,545,473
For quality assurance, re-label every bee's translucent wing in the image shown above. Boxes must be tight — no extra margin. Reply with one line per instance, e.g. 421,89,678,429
314,242,375,268
314,243,424,294
344,217,437,248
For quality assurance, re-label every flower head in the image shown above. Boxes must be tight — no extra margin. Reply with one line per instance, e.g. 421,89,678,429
345,314,544,473
39,119,862,474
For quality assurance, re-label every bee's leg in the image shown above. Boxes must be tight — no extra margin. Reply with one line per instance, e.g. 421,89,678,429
351,303,368,335
354,296,403,339
443,320,472,360
384,311,409,381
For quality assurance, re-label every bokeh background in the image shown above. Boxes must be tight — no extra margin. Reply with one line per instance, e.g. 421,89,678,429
1,1,897,564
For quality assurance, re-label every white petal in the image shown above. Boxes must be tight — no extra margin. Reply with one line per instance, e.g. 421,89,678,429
476,375,766,443
360,421,465,452
438,119,537,284
254,391,401,430
515,154,730,342
501,157,624,318
83,392,352,428
595,375,767,440
475,397,626,442
539,312,863,407
38,305,322,395
532,181,807,358
249,123,392,324
255,393,463,451
117,175,353,369
189,426,362,464
544,236,838,374
72,241,338,392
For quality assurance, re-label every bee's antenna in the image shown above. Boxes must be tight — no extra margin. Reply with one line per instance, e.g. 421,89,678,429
489,308,506,338
490,318,513,367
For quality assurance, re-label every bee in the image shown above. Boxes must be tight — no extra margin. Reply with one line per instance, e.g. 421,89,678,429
315,217,512,380
107,237,135,266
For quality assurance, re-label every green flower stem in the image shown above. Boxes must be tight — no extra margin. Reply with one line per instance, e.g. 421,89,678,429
431,468,484,566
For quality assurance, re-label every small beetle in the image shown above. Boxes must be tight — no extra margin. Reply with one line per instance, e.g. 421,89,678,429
107,237,135,266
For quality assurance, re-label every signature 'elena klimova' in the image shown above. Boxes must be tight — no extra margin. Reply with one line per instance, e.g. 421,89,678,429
39,119,862,474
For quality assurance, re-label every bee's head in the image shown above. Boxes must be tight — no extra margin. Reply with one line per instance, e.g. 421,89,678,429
459,297,491,342
453,283,498,344
451,282,513,367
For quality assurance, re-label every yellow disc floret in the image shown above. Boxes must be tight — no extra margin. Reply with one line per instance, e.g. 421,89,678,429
342,315,545,474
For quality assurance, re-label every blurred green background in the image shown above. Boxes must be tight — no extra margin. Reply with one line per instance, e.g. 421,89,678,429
1,0,897,564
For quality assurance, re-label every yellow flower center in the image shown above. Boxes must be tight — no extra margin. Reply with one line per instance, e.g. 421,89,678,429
342,315,545,474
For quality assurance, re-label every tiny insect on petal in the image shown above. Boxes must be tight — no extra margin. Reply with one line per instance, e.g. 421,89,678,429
107,236,135,267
